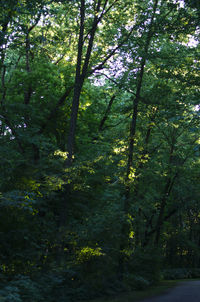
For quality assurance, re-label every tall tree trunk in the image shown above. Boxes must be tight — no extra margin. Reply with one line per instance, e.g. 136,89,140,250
133,108,158,245
154,136,176,245
118,0,159,280
66,0,102,166
57,0,105,262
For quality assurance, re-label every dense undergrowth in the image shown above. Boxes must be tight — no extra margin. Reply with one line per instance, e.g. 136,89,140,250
1,263,200,302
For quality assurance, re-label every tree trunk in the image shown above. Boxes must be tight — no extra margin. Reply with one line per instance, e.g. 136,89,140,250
118,0,159,280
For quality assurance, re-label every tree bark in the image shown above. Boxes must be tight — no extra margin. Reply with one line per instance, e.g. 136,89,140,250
66,0,86,166
118,0,159,280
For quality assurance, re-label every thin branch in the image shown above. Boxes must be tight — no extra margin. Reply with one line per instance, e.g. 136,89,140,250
99,94,116,131
83,0,115,43
98,0,117,20
95,71,136,95
90,25,135,75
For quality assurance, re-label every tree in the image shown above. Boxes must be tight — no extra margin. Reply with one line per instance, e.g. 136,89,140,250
0,0,199,300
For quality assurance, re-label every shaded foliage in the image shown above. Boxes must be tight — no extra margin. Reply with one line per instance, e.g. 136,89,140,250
0,0,200,301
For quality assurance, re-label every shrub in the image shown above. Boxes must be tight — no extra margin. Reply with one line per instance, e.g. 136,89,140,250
0,286,22,302
163,268,200,280
127,247,163,284
190,268,200,278
162,268,191,280
124,274,150,290
0,275,42,302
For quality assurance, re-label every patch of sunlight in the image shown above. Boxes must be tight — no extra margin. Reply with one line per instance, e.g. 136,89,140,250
73,183,85,190
114,146,126,154
128,213,134,222
80,102,91,110
139,154,149,163
94,155,104,162
128,168,136,180
45,175,66,189
36,191,43,197
54,150,68,159
20,178,41,191
118,159,126,167
77,247,105,263
105,176,111,182
17,0,26,6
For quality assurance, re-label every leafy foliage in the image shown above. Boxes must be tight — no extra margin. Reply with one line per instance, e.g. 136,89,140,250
0,0,199,301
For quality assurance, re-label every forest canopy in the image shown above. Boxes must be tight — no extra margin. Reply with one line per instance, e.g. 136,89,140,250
0,0,199,301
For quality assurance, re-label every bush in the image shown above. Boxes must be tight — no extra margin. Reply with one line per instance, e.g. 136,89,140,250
124,274,150,290
162,268,191,280
127,247,162,284
190,268,200,278
0,286,22,302
0,275,42,302
163,268,200,280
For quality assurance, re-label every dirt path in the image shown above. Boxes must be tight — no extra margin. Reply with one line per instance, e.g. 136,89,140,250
141,280,200,302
